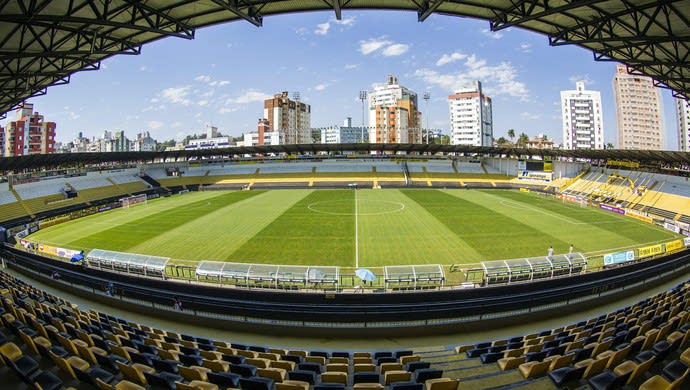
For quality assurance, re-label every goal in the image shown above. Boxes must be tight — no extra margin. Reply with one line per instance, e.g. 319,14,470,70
120,194,147,208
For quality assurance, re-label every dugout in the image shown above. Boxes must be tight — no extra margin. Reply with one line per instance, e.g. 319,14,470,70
383,264,445,290
473,253,588,286
86,249,170,277
195,261,339,289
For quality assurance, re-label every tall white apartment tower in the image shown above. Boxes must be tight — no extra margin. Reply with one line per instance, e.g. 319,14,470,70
677,98,690,152
560,81,604,150
368,75,422,144
448,81,493,146
613,64,664,150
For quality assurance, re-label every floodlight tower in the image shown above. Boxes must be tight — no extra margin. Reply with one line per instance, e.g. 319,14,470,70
423,91,430,144
359,90,368,143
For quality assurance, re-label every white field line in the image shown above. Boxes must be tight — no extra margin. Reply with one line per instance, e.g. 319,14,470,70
355,189,359,269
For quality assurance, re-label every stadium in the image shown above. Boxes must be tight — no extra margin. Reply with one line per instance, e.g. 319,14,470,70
1,2,690,390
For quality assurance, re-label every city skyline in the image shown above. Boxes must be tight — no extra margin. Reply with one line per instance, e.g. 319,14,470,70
15,11,683,150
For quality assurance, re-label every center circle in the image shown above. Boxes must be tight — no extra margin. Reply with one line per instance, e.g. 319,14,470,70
307,199,406,216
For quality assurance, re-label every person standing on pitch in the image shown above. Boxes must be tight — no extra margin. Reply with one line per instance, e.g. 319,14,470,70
547,245,554,259
568,244,574,259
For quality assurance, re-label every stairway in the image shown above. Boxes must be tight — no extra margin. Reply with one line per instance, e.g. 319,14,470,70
139,173,161,188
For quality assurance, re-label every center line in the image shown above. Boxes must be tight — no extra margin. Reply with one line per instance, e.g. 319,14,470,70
354,188,359,269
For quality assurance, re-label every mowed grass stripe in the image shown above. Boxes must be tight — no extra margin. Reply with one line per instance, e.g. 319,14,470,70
481,190,677,244
129,190,311,261
69,191,263,252
357,189,482,266
229,190,355,266
28,192,225,246
401,189,570,260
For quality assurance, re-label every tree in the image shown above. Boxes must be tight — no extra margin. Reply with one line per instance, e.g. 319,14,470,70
495,136,510,146
606,142,615,150
507,129,515,144
517,132,530,147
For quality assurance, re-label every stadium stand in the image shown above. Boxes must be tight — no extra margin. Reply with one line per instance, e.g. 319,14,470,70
1,269,690,390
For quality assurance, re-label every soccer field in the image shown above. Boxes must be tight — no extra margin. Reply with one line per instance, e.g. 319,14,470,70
28,189,679,267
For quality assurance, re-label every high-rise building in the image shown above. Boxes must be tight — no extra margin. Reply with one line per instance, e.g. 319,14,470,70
612,64,664,150
2,103,56,157
560,81,604,150
132,131,157,152
368,75,422,144
263,91,311,144
0,125,5,157
321,117,368,144
676,98,690,152
448,81,492,146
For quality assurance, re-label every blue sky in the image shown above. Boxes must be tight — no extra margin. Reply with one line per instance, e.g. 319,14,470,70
26,10,680,150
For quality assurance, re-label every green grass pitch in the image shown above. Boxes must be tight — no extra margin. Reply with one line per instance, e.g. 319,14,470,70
28,189,679,268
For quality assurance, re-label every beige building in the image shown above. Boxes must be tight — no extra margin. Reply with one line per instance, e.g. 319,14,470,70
612,64,663,150
368,75,422,144
677,97,690,152
263,91,311,144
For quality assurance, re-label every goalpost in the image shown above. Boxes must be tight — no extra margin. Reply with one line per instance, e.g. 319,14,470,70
120,194,147,209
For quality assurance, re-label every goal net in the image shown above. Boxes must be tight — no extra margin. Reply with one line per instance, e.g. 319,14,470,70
120,194,147,209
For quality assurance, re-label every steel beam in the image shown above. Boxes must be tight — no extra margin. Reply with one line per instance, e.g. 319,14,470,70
210,0,263,27
418,0,446,23
490,0,606,31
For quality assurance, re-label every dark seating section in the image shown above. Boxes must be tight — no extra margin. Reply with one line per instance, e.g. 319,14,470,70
1,270,690,390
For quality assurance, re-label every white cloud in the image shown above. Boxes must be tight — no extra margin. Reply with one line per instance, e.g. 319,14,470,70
359,37,392,55
148,120,164,129
198,100,209,107
226,90,272,104
344,64,360,70
159,86,192,106
142,104,166,112
480,28,503,40
67,112,80,120
314,17,356,36
382,43,410,57
359,37,410,57
315,22,330,36
568,74,595,86
519,43,531,53
194,75,211,83
314,83,329,91
520,112,541,120
171,121,183,128
217,80,230,86
436,51,466,66
414,54,529,101
139,66,148,72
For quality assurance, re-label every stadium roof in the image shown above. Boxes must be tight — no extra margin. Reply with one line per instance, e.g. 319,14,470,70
1,0,689,118
0,144,688,171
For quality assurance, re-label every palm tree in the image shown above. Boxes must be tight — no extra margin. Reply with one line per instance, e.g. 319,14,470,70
518,132,530,147
507,129,515,144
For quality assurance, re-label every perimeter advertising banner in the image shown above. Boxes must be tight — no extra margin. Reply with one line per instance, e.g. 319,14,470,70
603,250,635,266
625,209,654,224
518,171,553,182
664,222,681,233
37,243,79,260
599,204,625,215
665,240,684,253
685,237,690,247
638,244,664,258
